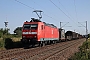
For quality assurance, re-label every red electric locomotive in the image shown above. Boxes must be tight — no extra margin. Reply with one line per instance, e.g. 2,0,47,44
21,18,59,47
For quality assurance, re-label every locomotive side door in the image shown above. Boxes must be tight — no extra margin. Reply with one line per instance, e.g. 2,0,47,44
41,25,45,40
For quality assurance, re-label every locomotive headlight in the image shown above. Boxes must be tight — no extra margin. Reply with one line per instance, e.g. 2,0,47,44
34,36,37,38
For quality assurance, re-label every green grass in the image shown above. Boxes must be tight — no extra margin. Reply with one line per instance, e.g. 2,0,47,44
0,38,5,50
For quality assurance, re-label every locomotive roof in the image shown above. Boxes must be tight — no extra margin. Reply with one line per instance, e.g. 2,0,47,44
43,22,57,28
29,18,57,28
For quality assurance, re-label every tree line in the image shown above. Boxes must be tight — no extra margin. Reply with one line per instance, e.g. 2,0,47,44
0,27,22,38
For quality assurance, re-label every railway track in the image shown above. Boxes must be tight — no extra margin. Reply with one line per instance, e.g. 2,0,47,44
0,38,85,60
28,39,85,60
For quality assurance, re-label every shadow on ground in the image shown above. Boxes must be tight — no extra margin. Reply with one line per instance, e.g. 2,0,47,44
4,38,23,49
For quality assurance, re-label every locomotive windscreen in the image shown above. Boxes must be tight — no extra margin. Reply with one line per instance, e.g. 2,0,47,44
23,24,38,30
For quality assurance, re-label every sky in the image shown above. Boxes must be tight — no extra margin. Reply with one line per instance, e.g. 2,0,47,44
0,0,90,35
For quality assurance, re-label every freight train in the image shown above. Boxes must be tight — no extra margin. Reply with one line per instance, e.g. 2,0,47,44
65,31,83,40
21,18,83,47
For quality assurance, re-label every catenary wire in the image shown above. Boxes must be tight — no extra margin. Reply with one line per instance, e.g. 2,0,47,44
15,0,35,10
15,0,58,21
28,0,58,20
29,0,79,28
58,0,75,20
49,0,80,28
49,0,72,20
15,0,81,30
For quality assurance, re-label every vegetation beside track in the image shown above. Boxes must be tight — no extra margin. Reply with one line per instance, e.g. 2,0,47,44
0,28,22,50
0,37,22,50
68,38,90,60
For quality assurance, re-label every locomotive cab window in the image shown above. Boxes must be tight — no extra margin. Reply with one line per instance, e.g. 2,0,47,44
23,24,38,30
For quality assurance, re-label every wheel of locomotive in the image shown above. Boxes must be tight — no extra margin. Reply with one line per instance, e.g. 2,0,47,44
31,43,35,48
39,41,42,47
52,41,54,44
47,40,51,45
39,41,45,47
54,41,57,44
52,40,56,44
31,40,35,48
42,41,45,47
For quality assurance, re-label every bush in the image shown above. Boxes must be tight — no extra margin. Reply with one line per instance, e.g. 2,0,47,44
69,40,90,60
4,38,13,49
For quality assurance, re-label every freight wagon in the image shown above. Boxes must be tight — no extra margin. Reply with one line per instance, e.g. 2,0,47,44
59,29,66,41
65,31,81,40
